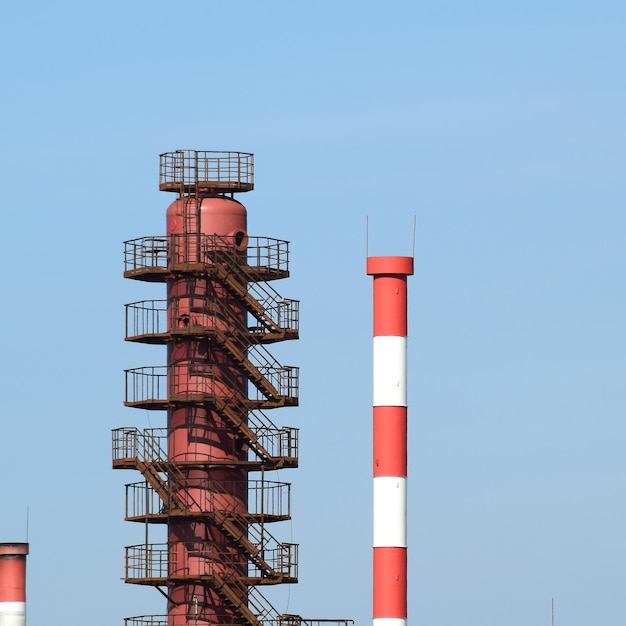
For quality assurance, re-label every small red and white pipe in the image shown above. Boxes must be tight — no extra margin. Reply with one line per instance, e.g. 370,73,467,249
367,256,413,626
0,543,28,626
0,543,29,626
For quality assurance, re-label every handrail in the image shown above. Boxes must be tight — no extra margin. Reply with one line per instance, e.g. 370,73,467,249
125,300,167,339
126,540,296,581
124,237,168,273
123,235,289,275
123,363,299,467
119,426,295,580
123,234,299,337
124,362,298,408
280,619,356,626
126,539,296,592
114,428,292,516
125,295,299,345
123,615,355,626
125,295,299,402
159,150,254,192
123,476,291,522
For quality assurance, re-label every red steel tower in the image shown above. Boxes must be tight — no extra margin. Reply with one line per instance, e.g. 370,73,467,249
113,150,351,626
367,256,413,626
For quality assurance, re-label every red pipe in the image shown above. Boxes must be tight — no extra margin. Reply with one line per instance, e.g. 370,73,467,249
367,256,413,626
0,543,28,626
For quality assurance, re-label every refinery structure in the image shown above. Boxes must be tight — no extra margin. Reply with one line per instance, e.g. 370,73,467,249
112,150,353,626
0,151,412,626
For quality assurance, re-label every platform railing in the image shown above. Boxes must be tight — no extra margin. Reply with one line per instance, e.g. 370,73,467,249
112,427,167,464
124,363,298,407
124,482,164,519
249,411,299,462
279,619,355,626
125,541,296,581
167,234,289,276
115,416,297,470
124,237,168,273
246,236,290,274
123,235,299,337
115,415,297,471
114,427,292,518
125,300,167,340
124,366,167,406
164,292,296,401
159,150,254,190
123,617,167,626
125,297,299,402
125,297,299,343
123,616,355,626
123,235,289,275
250,366,299,403
112,427,140,462
122,473,291,521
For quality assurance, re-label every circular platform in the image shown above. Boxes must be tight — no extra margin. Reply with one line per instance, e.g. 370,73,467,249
160,150,254,193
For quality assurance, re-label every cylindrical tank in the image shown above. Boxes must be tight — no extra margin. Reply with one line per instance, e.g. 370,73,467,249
166,195,249,625
0,543,28,626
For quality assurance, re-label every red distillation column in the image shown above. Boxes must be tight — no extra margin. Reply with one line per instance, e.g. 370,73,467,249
166,195,249,625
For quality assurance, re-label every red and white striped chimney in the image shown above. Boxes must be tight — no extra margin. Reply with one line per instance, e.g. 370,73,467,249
367,256,413,626
0,543,28,626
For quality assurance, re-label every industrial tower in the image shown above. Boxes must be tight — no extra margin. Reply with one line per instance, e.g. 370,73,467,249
113,150,350,626
368,256,413,626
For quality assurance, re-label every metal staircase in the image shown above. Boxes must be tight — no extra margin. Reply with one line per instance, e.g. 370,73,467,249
123,235,299,342
113,428,297,586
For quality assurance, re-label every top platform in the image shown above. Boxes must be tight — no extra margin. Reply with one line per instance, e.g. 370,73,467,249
159,150,254,194
366,256,414,276
0,543,29,556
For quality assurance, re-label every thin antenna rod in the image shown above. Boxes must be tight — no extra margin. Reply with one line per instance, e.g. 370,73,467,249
412,214,416,257
25,507,29,543
366,215,369,258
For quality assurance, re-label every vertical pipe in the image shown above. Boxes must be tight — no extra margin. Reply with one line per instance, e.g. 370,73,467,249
0,543,29,626
367,256,413,626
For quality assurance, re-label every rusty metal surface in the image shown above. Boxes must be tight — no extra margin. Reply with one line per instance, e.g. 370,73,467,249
125,296,299,345
159,150,254,194
124,617,354,626
123,364,299,410
123,235,291,282
124,540,298,585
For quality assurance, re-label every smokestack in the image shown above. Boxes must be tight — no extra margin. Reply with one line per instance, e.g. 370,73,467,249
0,543,29,626
367,256,413,626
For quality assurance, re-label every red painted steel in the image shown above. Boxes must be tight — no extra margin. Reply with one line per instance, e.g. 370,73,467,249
373,406,407,476
0,543,28,603
369,256,412,626
371,275,409,336
372,547,408,617
366,255,414,277
166,196,248,625
367,256,414,337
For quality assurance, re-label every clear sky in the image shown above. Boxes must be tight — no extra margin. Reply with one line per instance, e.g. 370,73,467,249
0,1,625,625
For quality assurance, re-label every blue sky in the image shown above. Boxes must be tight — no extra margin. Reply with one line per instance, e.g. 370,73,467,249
0,1,625,625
